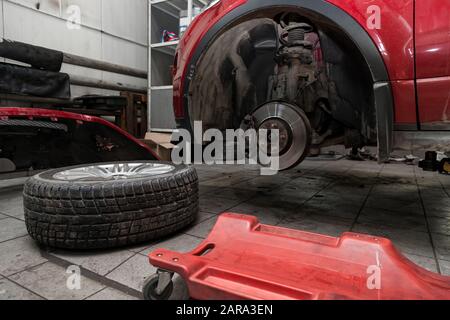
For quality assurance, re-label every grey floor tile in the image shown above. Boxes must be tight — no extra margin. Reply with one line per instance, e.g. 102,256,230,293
140,234,204,256
428,217,450,236
195,164,260,175
357,208,428,233
0,218,28,243
50,249,135,276
431,233,450,261
303,196,362,220
128,212,213,253
0,193,24,219
196,171,224,182
193,211,216,224
365,196,424,216
0,178,27,190
438,260,450,276
86,287,138,300
422,198,450,218
0,278,43,300
423,207,450,219
263,185,317,202
0,236,47,277
205,187,260,201
184,216,219,239
244,194,306,213
288,202,357,222
201,175,254,188
346,168,380,179
319,185,371,201
0,160,447,300
416,174,444,189
437,174,450,187
232,175,293,192
403,253,438,273
230,196,306,225
199,196,244,214
274,168,305,180
106,254,157,292
417,187,449,201
288,176,333,191
198,185,220,195
10,262,105,300
353,224,434,258
371,184,420,202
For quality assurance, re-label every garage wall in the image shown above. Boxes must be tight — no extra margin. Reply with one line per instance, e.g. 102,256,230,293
0,0,148,97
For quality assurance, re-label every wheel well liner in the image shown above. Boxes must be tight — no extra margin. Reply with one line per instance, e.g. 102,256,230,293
182,0,394,160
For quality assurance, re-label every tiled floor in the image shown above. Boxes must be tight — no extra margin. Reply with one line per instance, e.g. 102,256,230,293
0,159,449,300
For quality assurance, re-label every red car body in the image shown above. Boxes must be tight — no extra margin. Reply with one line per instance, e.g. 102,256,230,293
0,108,158,174
172,0,450,159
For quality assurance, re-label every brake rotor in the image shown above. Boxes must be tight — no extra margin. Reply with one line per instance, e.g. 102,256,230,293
249,101,312,171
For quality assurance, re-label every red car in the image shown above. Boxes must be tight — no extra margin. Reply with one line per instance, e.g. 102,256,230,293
0,108,158,175
172,0,450,170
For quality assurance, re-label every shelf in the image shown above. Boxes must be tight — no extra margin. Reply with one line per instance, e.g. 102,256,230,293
151,0,207,9
151,85,174,90
149,0,208,130
151,40,178,55
152,47,176,56
151,40,179,48
151,0,207,19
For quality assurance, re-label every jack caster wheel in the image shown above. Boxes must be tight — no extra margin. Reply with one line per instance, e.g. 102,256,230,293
143,273,174,301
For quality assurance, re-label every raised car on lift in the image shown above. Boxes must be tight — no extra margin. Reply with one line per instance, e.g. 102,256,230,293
172,0,450,170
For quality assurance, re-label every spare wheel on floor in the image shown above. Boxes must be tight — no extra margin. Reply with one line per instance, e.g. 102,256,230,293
23,161,198,249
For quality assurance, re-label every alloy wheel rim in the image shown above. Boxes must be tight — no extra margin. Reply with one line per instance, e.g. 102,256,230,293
53,163,175,181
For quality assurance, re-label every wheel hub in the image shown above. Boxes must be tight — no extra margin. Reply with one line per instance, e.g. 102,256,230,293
249,101,312,171
259,118,292,154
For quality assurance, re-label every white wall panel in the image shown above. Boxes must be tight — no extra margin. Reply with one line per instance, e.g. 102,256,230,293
61,0,102,30
1,0,149,97
4,1,102,58
8,0,62,16
102,0,148,45
102,33,147,70
0,1,4,62
0,0,4,38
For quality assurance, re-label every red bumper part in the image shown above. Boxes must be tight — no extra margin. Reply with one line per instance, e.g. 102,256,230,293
149,213,450,300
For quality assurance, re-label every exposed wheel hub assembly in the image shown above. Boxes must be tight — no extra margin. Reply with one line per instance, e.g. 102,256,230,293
244,101,312,171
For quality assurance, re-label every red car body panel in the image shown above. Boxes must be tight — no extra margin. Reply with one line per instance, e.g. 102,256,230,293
0,107,160,159
416,0,450,79
416,0,450,128
392,80,417,125
326,0,415,81
149,213,450,300
173,0,449,130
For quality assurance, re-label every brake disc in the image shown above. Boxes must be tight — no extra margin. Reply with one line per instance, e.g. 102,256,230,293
248,101,312,171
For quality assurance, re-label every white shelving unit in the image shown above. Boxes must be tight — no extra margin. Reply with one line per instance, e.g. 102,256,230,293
148,0,207,132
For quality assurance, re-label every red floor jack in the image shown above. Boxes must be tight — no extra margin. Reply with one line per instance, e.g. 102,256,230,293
143,213,450,300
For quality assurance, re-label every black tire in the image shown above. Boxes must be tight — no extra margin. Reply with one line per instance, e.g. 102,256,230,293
23,161,199,250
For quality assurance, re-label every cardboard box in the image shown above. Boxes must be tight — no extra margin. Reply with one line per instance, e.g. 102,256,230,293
141,132,175,162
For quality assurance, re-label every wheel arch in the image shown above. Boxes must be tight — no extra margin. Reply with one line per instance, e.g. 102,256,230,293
182,0,394,161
